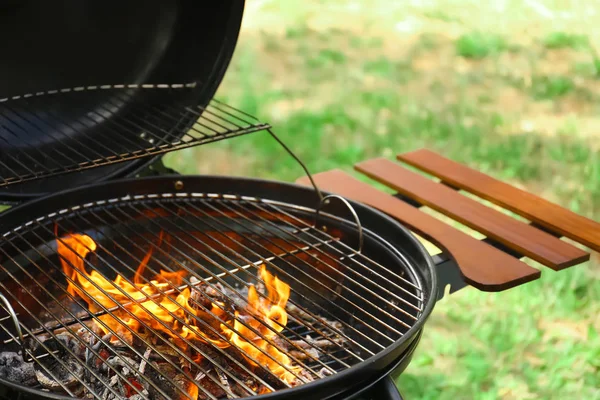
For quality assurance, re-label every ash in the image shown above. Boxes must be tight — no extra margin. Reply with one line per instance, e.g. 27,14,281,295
0,281,349,399
0,352,36,386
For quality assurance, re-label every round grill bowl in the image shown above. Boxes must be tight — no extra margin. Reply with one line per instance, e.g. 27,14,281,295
0,176,437,400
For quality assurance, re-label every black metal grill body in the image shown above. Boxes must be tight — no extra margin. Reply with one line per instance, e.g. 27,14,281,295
0,176,437,400
0,0,244,201
0,1,439,398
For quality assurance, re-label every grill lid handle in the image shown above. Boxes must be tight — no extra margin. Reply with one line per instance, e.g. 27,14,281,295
315,194,364,253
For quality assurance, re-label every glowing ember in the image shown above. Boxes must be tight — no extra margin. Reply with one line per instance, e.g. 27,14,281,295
56,233,302,396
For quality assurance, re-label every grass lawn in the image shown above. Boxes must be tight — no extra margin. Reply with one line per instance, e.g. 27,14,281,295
164,1,600,398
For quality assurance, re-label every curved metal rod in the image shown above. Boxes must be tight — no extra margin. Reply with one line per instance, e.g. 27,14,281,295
266,129,324,201
315,194,364,253
0,292,29,361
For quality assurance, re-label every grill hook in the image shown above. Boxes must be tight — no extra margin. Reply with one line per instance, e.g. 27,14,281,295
0,292,30,361
266,129,324,201
315,194,364,253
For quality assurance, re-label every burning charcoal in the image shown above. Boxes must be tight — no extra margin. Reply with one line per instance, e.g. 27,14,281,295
190,343,259,396
0,352,36,385
189,277,212,310
223,346,288,391
104,354,139,373
100,356,149,399
288,335,346,363
123,377,149,399
290,335,345,351
145,361,200,400
220,286,250,312
194,369,230,400
318,367,334,378
270,335,291,353
101,377,149,400
86,333,114,372
148,342,189,361
139,347,152,375
286,304,344,331
189,338,274,391
289,347,320,361
33,334,86,394
189,307,228,340
297,367,315,383
34,357,84,393
189,280,242,318
34,357,84,392
48,332,87,357
202,282,225,300
196,281,249,314
215,367,232,396
221,360,261,397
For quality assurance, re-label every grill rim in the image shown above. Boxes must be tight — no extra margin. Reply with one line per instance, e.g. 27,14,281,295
0,175,438,400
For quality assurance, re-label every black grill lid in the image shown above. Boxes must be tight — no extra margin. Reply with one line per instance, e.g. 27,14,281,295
0,0,246,202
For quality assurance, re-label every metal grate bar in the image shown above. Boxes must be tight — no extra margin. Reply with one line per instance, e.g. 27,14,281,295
95,91,200,146
10,233,333,343
33,223,257,398
175,201,405,339
0,231,197,399
0,250,156,396
0,85,270,188
0,250,152,399
0,94,153,183
55,209,316,386
246,202,423,308
107,86,255,142
0,111,62,179
108,91,244,140
0,105,83,168
4,99,132,164
0,193,424,399
129,202,379,356
264,202,424,294
87,225,342,376
0,305,100,398
101,204,352,375
15,94,157,161
0,309,102,399
100,203,340,380
5,225,222,400
50,225,267,396
220,200,422,316
22,223,240,399
127,200,388,353
40,206,337,389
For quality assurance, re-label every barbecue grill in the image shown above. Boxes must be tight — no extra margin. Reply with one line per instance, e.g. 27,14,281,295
0,1,597,400
0,1,437,399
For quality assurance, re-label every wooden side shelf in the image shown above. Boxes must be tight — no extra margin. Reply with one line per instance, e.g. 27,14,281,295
296,149,599,292
398,149,600,253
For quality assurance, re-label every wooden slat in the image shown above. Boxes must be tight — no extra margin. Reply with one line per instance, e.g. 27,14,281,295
296,170,540,291
398,149,600,252
355,158,590,270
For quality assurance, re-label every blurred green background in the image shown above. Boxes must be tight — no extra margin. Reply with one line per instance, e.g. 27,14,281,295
164,1,600,399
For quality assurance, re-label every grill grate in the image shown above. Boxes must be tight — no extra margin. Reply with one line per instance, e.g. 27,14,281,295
0,84,270,188
0,194,423,399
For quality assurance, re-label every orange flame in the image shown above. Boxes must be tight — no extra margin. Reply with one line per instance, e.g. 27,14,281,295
56,233,299,394
187,383,199,400
133,230,164,286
